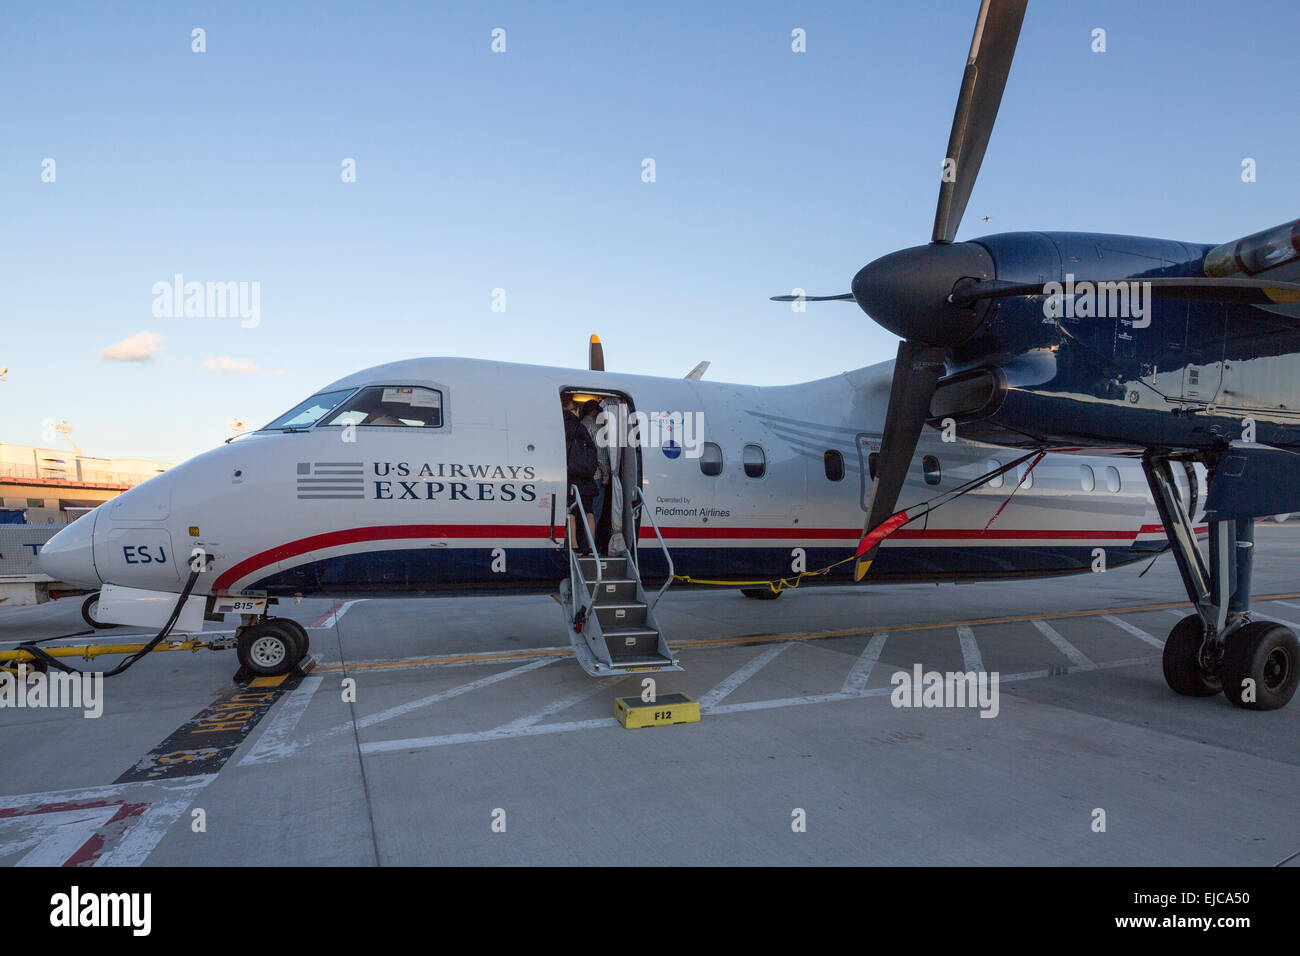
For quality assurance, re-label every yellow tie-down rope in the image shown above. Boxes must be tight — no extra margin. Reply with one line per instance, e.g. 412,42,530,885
665,450,1044,595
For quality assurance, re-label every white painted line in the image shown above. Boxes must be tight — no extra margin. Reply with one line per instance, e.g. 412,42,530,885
358,653,1163,752
362,658,554,730
249,659,557,763
698,643,790,710
840,632,888,694
315,599,364,629
238,675,325,766
96,780,213,867
956,625,985,673
361,717,618,754
0,775,215,867
1102,614,1164,648
1272,600,1300,613
0,805,120,866
1031,619,1095,669
309,601,344,627
495,678,614,731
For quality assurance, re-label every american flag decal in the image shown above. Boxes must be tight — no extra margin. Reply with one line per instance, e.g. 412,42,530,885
296,461,365,499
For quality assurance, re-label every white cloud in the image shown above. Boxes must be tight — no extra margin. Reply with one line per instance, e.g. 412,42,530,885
201,356,287,376
100,331,162,362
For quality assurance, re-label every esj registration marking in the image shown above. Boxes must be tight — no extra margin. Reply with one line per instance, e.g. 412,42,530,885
213,595,267,614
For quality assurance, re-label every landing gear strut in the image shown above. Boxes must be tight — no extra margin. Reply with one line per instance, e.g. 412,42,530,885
1145,453,1300,710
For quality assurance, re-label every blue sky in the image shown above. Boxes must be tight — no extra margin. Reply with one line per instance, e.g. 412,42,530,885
2,0,1297,462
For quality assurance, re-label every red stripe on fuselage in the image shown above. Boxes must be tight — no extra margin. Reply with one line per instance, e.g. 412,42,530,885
210,521,1190,591
212,524,566,591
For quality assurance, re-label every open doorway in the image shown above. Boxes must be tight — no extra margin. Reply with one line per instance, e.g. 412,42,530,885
559,387,640,558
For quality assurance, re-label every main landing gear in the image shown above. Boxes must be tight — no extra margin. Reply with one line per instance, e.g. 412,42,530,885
1146,454,1300,710
235,616,311,678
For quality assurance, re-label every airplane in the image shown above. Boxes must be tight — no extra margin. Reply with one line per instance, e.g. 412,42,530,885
36,343,1186,682
35,0,1299,712
777,0,1300,710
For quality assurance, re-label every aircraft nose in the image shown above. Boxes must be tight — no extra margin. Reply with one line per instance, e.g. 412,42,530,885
39,510,101,588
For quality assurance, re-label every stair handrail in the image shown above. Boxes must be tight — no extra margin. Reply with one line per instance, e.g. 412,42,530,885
631,486,674,613
566,483,602,619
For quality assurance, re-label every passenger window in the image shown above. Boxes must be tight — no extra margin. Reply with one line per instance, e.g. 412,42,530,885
824,450,844,482
743,444,766,479
1106,465,1122,493
1020,465,1034,490
987,459,1004,489
922,455,941,486
1080,465,1096,492
700,442,723,477
868,452,879,481
320,386,443,428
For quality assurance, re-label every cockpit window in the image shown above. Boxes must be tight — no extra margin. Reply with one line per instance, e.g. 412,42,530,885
262,389,356,430
319,386,443,428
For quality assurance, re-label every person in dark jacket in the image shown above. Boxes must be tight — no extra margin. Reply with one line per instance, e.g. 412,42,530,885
563,399,598,552
581,399,613,555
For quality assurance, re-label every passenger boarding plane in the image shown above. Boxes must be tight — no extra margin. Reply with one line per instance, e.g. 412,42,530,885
39,350,1193,679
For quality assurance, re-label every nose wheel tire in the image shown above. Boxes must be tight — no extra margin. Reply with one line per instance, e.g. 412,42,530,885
274,618,310,662
1161,614,1221,697
80,592,118,630
1220,620,1300,710
236,622,301,677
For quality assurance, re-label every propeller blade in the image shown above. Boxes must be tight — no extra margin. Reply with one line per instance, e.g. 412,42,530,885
770,293,857,303
588,334,605,371
931,0,1028,244
854,341,948,581
948,275,1300,308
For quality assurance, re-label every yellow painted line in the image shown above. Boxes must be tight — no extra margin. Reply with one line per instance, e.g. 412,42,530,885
248,674,289,688
317,591,1300,675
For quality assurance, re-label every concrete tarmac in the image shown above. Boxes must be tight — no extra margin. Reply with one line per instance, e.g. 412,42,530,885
2,526,1299,866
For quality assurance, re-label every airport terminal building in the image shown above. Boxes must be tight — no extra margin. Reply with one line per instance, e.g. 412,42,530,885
0,442,171,525
0,443,171,605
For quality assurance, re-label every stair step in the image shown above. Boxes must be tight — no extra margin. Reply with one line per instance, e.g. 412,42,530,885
603,626,660,658
607,654,675,670
583,577,638,602
576,555,628,579
595,603,648,629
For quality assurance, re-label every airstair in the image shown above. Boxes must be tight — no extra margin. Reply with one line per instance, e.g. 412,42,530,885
559,485,680,676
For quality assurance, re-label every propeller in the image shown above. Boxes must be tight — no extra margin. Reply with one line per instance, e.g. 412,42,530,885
769,293,856,303
854,0,1027,579
931,0,1028,244
588,334,605,371
769,0,1029,580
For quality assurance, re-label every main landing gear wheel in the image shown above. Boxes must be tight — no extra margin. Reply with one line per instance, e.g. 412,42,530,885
236,622,299,677
740,588,782,600
1162,614,1221,697
1220,621,1300,711
80,591,118,630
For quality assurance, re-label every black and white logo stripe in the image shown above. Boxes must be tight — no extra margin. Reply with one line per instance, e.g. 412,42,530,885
296,461,364,499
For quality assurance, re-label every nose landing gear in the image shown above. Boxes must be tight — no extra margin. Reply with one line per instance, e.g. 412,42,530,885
235,618,311,678
80,591,119,630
